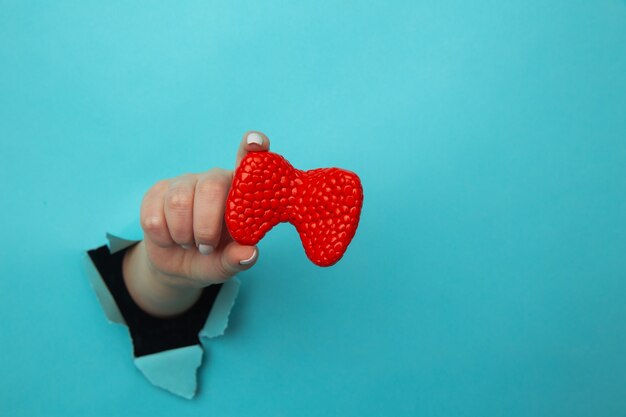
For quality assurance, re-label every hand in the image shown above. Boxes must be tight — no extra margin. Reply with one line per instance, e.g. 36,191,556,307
122,131,270,317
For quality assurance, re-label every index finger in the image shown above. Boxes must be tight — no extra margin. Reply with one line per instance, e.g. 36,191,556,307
235,131,271,169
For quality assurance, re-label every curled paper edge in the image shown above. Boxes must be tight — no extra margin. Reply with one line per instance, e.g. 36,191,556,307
134,345,204,399
200,278,240,339
85,228,240,399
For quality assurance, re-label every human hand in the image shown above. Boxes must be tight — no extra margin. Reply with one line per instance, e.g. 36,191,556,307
122,131,270,317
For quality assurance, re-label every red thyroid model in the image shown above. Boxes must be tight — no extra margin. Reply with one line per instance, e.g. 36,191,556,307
225,151,363,267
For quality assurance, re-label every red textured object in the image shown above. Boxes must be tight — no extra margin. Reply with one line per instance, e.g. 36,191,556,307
225,151,363,267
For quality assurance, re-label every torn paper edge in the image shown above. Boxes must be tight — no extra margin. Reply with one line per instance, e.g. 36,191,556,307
199,278,240,339
83,233,140,325
107,217,144,247
85,230,240,399
84,253,126,325
106,232,141,254
134,345,204,399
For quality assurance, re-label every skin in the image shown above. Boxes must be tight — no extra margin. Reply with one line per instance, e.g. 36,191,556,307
122,131,271,317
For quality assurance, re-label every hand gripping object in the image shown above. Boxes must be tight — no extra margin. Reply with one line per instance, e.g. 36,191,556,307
225,151,363,267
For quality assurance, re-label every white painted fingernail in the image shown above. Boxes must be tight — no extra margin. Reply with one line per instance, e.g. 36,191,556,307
239,249,257,266
199,244,215,255
181,244,192,250
246,132,263,146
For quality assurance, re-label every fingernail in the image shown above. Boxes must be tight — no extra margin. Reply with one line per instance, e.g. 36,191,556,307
199,244,215,255
181,244,192,250
239,249,257,265
246,132,263,146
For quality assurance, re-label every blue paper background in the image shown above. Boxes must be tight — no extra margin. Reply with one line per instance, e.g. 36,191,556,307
1,1,625,416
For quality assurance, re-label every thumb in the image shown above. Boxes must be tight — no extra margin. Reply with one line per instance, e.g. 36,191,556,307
235,131,271,169
213,242,259,282
190,242,258,283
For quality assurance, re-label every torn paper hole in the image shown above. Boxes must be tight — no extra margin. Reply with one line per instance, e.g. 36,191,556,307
85,231,240,399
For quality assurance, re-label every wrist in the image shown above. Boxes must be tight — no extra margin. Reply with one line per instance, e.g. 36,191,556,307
122,241,203,317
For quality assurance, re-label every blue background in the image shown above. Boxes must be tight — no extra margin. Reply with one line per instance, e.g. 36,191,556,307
1,1,625,416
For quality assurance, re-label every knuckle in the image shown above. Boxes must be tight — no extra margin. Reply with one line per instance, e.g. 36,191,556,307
166,187,193,212
197,176,229,200
154,180,170,190
150,180,170,196
141,215,164,234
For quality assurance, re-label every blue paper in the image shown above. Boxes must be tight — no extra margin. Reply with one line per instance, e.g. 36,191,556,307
85,232,240,399
200,279,240,339
134,346,204,399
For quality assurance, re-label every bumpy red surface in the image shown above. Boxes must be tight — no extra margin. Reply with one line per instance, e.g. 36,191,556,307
225,151,363,267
